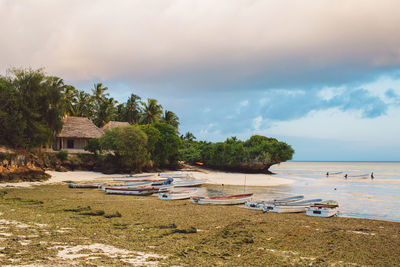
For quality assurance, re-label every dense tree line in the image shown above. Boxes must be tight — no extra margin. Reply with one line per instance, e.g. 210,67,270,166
179,133,294,173
86,123,181,171
0,68,179,149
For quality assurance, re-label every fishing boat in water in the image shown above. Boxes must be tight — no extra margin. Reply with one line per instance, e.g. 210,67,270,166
306,200,339,217
245,195,304,210
190,193,253,205
263,198,323,213
158,188,198,200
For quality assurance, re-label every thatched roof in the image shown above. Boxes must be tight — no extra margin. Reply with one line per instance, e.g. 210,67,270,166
57,117,103,138
102,121,130,132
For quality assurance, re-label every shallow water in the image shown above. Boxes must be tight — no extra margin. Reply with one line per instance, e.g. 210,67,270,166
203,162,400,222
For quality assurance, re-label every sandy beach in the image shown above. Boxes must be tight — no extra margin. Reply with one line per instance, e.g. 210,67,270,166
0,170,294,188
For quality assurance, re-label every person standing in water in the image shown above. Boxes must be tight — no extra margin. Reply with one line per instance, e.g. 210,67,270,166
371,172,374,179
344,174,348,179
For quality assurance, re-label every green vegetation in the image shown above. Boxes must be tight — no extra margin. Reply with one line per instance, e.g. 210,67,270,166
100,125,148,171
1,67,294,173
0,184,399,266
56,150,68,161
0,67,180,151
0,68,65,149
180,134,294,173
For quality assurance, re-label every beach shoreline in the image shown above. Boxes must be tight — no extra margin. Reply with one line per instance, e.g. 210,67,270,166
0,170,294,188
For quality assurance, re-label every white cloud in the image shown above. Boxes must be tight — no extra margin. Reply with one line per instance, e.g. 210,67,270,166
252,116,263,131
1,0,400,87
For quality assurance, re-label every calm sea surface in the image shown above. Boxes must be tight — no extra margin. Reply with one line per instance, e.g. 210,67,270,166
203,162,400,222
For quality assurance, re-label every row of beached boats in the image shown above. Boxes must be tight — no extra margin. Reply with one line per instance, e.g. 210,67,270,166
68,171,339,217
246,195,339,217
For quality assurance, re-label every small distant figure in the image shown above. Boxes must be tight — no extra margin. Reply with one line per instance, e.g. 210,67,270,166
334,188,337,190
344,174,348,179
371,172,374,179
326,172,329,177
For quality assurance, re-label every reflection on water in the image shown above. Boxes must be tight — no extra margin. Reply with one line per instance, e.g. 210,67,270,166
204,162,400,222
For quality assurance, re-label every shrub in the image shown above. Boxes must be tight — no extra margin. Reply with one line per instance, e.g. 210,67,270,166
56,150,68,161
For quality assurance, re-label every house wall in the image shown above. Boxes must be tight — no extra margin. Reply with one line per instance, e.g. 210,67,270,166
55,138,89,152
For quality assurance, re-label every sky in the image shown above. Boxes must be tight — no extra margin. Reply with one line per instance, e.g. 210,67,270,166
1,0,400,161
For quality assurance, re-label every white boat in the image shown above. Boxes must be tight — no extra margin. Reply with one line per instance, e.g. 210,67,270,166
245,195,304,210
124,180,166,186
263,198,323,213
190,193,253,205
173,180,205,187
113,175,156,181
105,186,160,195
306,200,339,217
158,188,198,200
159,171,192,178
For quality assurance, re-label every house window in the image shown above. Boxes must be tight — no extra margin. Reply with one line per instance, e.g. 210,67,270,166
67,139,74,149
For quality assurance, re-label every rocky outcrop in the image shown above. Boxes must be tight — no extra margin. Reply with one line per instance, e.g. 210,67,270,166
0,151,51,183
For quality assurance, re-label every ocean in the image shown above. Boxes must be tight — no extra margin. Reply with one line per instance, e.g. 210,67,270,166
204,162,400,222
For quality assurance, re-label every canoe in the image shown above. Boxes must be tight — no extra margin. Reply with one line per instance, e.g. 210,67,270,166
68,183,102,189
263,198,323,213
245,195,304,210
125,180,166,186
173,180,205,187
190,193,253,205
306,200,339,217
159,172,192,178
105,186,161,195
113,175,155,181
158,188,198,200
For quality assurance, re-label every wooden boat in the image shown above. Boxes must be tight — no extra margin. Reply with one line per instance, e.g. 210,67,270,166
68,183,102,189
159,172,192,178
306,200,339,217
113,175,155,181
245,195,304,210
172,180,205,187
190,193,253,205
263,198,323,213
124,180,166,186
158,188,198,200
105,186,161,195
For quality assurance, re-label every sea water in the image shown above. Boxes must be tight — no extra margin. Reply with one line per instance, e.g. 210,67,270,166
204,162,400,222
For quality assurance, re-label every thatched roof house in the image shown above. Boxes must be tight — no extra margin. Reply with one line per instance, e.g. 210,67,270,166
55,117,103,151
102,121,130,132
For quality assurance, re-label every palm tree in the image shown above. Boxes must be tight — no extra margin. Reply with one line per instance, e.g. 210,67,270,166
140,98,163,124
162,110,179,128
93,97,117,127
182,132,196,142
125,94,141,124
92,83,109,102
62,85,78,116
75,91,94,118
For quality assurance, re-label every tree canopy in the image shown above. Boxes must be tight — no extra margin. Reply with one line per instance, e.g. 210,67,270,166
0,68,65,149
179,134,294,173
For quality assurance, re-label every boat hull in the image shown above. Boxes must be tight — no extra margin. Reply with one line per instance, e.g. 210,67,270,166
105,187,159,195
158,189,198,200
306,206,338,217
190,194,253,205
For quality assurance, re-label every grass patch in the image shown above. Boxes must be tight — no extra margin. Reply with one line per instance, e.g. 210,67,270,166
0,185,399,266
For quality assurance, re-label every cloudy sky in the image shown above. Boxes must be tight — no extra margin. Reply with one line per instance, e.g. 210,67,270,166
1,0,400,161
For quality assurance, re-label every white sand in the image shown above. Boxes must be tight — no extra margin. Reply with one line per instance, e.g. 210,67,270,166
0,171,127,188
0,170,293,188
